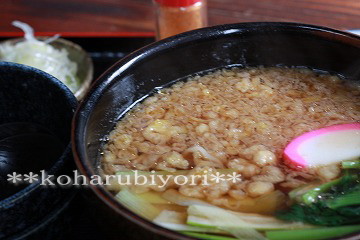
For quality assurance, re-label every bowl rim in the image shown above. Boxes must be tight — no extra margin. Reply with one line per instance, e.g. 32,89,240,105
72,22,360,240
0,61,77,208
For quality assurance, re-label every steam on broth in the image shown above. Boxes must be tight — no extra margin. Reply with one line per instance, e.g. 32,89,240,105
101,67,360,239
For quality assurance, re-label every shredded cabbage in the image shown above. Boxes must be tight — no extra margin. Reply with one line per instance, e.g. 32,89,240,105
0,21,79,92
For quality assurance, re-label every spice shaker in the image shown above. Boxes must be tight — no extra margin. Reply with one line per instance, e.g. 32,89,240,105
153,0,207,40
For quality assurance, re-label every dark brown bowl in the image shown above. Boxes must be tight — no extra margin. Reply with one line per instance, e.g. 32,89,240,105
72,22,360,240
0,62,78,239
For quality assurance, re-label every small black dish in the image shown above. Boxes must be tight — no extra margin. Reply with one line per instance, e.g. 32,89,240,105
72,22,360,240
0,62,77,239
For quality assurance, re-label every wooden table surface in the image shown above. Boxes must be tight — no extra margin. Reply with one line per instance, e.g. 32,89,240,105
1,0,359,37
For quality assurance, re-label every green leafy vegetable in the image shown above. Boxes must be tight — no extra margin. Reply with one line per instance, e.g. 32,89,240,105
301,178,342,205
342,159,360,169
288,181,322,203
277,174,360,226
326,191,360,209
266,224,360,240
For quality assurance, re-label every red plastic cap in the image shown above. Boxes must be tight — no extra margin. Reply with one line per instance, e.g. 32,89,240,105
155,0,202,7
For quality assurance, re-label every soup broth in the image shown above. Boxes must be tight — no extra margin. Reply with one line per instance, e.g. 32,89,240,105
101,67,360,238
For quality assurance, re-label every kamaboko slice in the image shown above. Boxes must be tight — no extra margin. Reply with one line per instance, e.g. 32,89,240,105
284,123,360,168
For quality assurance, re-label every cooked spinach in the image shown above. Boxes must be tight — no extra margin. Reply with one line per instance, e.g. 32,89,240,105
277,174,360,226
